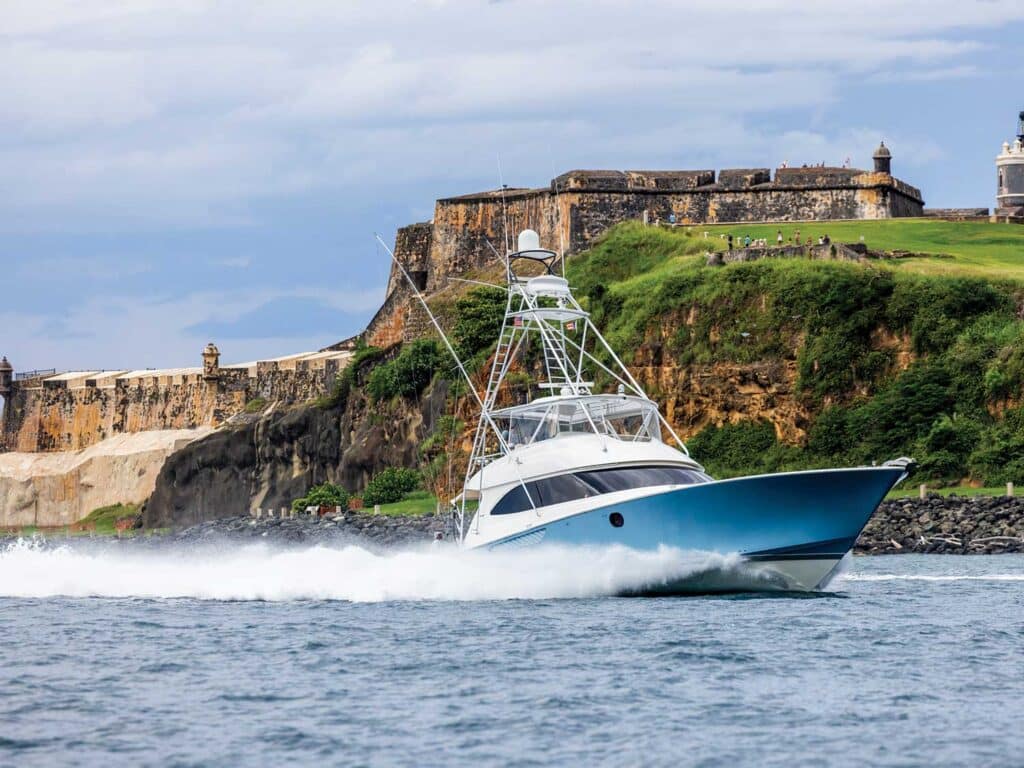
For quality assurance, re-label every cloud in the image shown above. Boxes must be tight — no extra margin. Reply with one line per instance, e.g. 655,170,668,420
2,1,1022,373
0,285,381,371
2,0,1021,232
185,296,366,339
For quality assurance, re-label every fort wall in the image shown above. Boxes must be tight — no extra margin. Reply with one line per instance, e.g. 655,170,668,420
0,349,353,454
367,164,925,347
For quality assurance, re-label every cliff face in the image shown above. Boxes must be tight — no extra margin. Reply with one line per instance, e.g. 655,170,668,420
0,428,212,528
143,379,449,529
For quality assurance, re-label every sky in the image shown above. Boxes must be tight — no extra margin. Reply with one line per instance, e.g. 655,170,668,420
2,0,1024,376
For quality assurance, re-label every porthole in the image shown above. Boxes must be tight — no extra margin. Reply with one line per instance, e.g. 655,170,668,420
609,512,624,528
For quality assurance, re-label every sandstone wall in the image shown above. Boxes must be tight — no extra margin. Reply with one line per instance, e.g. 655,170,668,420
1,352,353,454
366,166,924,346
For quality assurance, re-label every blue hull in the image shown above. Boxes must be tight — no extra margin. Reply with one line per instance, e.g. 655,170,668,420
488,467,905,559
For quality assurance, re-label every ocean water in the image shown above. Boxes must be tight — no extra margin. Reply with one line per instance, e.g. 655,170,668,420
1,541,1023,767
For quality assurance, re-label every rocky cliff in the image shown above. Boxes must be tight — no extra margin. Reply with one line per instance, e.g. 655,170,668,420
143,370,450,529
0,428,212,528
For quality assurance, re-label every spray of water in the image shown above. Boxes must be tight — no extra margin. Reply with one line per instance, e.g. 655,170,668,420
0,538,791,602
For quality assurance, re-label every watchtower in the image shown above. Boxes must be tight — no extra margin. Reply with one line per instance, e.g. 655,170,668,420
202,342,221,380
996,111,1024,213
873,142,892,175
0,357,12,397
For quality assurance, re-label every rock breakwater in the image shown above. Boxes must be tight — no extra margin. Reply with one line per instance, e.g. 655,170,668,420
0,511,446,551
169,512,445,549
855,496,1024,554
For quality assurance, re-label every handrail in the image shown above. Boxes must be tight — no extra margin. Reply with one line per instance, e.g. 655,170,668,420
15,369,57,381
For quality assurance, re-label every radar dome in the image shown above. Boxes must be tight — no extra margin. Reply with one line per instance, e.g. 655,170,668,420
517,229,541,252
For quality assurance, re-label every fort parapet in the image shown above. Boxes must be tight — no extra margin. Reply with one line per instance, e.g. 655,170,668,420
367,152,924,347
0,346,354,453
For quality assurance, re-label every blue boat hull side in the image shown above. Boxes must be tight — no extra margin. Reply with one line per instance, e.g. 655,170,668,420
486,467,905,556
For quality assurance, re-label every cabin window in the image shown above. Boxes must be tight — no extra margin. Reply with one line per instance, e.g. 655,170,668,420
489,465,711,515
490,484,534,515
577,466,711,493
535,474,596,506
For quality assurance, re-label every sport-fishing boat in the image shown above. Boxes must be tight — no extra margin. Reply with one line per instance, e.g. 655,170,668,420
383,228,912,591
437,229,913,591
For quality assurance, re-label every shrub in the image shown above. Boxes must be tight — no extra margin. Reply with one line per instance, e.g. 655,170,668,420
362,467,421,506
915,414,982,482
969,408,1024,486
846,361,954,462
366,340,443,401
291,483,350,514
806,406,853,460
687,420,797,477
453,288,506,362
317,343,383,410
244,397,267,414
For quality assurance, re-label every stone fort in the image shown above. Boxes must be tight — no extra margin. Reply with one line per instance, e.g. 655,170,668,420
365,144,923,346
2,145,924,454
0,344,355,454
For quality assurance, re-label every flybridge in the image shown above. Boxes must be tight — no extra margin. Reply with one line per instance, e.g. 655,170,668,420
378,227,691,541
454,229,691,540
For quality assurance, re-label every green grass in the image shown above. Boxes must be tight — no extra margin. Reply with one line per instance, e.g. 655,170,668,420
886,485,1012,500
371,490,479,517
244,397,268,413
78,503,139,534
374,490,439,516
687,219,1024,280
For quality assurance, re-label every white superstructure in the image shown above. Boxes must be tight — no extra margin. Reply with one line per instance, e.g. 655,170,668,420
452,229,706,547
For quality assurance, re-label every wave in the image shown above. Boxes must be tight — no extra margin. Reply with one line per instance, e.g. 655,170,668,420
0,538,792,602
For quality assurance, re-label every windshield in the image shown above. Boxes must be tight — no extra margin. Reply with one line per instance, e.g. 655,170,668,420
502,397,662,448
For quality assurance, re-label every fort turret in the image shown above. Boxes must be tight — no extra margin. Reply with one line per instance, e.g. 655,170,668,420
873,141,892,175
0,357,12,398
202,342,221,380
996,110,1024,216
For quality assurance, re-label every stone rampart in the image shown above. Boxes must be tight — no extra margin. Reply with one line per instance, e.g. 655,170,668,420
706,242,872,266
922,207,991,221
0,348,354,454
367,163,925,346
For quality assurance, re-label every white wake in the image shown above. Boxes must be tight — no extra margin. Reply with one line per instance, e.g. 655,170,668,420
0,539,783,602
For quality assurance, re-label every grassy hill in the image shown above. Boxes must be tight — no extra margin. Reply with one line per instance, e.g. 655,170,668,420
692,218,1024,279
556,219,1024,487
356,217,1024,500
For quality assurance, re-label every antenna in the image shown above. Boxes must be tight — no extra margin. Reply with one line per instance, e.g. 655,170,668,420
374,234,510,454
497,155,511,255
485,238,511,285
548,145,567,277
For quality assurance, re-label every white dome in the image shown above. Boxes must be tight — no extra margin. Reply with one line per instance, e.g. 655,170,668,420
517,229,541,252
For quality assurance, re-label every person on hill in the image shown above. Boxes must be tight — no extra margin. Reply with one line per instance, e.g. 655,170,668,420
743,235,751,248
727,234,734,251
777,229,783,245
823,234,831,245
